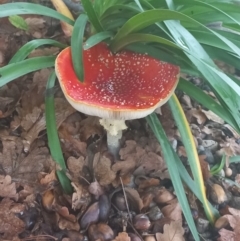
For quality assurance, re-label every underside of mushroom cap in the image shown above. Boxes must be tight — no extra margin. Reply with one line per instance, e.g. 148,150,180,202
55,43,180,120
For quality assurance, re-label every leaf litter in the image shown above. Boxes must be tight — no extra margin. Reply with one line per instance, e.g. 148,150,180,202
0,5,240,241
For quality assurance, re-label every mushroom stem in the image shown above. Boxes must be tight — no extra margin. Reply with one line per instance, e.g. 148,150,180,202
106,131,122,159
99,119,127,158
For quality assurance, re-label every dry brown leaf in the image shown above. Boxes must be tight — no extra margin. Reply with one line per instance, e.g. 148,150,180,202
79,116,103,141
135,152,166,176
67,156,85,179
12,145,53,182
198,155,211,181
187,108,207,125
40,170,57,186
28,47,59,58
125,187,143,212
93,153,116,186
0,198,25,239
58,216,80,231
0,175,18,200
25,17,46,38
112,156,137,176
0,137,23,175
72,182,91,211
218,228,235,241
156,221,185,241
119,140,138,159
54,205,77,223
161,199,182,222
113,232,131,241
201,109,224,124
88,181,104,200
154,187,175,204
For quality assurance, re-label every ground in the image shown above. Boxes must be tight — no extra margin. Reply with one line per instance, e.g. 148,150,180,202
1,1,240,241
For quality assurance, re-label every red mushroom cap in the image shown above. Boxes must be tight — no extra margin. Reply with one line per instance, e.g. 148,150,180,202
55,43,180,120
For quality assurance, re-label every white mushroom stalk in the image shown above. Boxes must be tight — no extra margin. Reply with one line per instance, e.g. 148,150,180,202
99,119,127,158
55,43,180,159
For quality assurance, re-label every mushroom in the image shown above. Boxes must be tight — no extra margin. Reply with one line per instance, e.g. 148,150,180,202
55,43,180,157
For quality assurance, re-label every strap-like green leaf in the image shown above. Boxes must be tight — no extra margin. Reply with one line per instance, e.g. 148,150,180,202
0,3,74,25
0,56,55,87
146,113,200,241
81,0,104,32
110,33,181,52
168,94,217,224
45,72,72,194
9,39,67,64
84,31,113,50
71,14,88,82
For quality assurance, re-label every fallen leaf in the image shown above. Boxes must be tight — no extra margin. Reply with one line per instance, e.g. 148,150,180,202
161,199,182,222
79,116,103,141
125,187,143,212
58,216,80,231
40,170,57,186
218,228,235,241
112,156,137,176
113,232,131,241
154,187,175,204
201,109,224,124
25,17,46,38
0,175,18,200
187,108,207,125
156,221,185,241
0,198,25,239
67,156,85,180
198,155,211,181
93,153,116,186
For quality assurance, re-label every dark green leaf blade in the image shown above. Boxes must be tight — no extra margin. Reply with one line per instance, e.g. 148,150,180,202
0,56,56,87
71,14,88,82
45,72,72,194
0,3,74,25
9,39,67,64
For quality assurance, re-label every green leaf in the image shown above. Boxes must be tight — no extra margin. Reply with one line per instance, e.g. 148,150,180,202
71,14,88,82
0,56,55,87
146,113,200,241
230,155,240,163
81,0,104,32
8,15,28,31
210,154,226,175
84,31,113,50
110,33,181,52
45,72,72,194
168,94,216,224
9,39,67,64
0,3,74,25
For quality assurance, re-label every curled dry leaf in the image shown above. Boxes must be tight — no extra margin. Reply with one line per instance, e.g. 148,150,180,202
58,216,80,231
25,17,46,38
161,199,182,222
156,221,185,241
88,181,104,200
201,109,224,124
0,198,25,239
79,116,104,141
125,187,144,212
67,156,85,180
40,170,57,186
187,108,207,125
0,175,18,200
0,136,23,175
93,153,116,186
198,155,211,181
218,228,235,241
154,187,175,204
88,223,114,241
113,232,131,241
112,156,137,176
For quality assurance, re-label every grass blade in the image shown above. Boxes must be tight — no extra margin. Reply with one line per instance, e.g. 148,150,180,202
9,39,67,64
45,72,72,194
110,33,181,52
0,3,74,25
146,113,200,241
71,14,88,82
0,56,55,87
84,31,113,50
81,0,104,32
168,94,216,224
